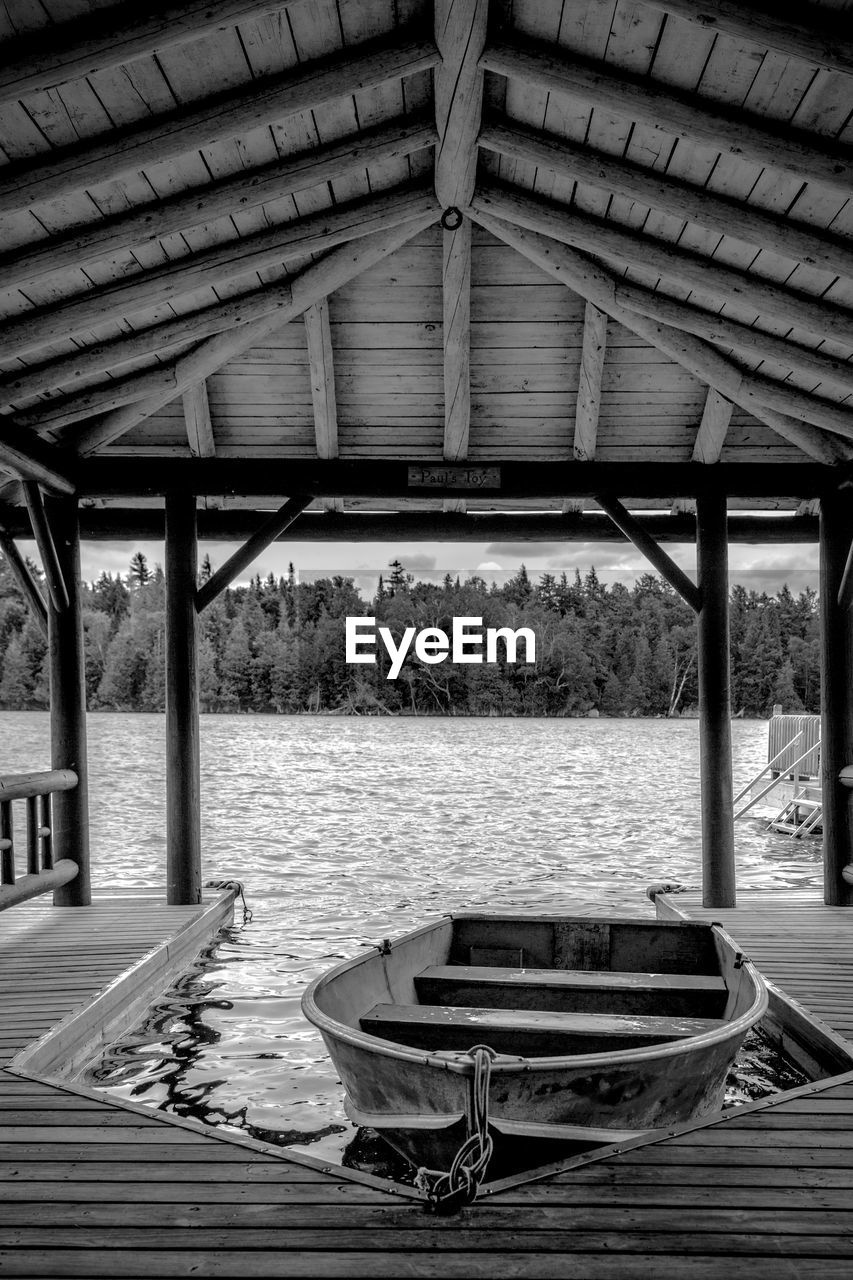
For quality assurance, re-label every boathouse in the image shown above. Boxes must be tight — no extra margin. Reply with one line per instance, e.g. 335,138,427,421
1,0,852,1274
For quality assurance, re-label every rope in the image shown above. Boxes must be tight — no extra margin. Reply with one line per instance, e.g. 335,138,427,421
204,878,253,922
415,1044,497,1213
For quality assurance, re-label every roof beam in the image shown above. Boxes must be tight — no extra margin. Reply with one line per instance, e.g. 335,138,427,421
435,1,488,480
9,368,179,434
479,117,853,283
182,383,215,459
304,301,338,461
69,203,441,455
0,508,822,546
642,1,853,78
475,181,853,346
693,390,734,465
0,1,304,106
0,528,47,637
595,494,701,611
480,38,853,197
196,495,313,612
0,419,77,494
573,303,607,461
0,116,436,297
0,182,436,364
469,204,852,466
615,285,853,397
75,458,832,500
0,32,438,218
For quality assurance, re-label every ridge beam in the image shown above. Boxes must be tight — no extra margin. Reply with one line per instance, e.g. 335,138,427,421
435,0,488,480
573,303,607,461
595,494,701,612
480,37,853,197
693,390,735,465
183,382,215,459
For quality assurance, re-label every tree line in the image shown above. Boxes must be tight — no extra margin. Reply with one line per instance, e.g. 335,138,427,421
0,551,819,718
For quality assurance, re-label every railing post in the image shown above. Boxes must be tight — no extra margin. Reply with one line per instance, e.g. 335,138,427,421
165,490,202,905
696,493,736,909
46,496,91,905
819,492,853,906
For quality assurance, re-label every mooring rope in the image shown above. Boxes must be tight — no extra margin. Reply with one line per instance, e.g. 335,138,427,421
204,878,253,922
415,1044,497,1213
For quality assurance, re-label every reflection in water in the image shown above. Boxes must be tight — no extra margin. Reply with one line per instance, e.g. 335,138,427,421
1,712,822,1169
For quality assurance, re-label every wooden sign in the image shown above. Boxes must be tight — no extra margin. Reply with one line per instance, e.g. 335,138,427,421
407,465,501,490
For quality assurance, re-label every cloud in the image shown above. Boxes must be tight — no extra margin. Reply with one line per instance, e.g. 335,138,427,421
482,541,563,558
400,553,437,571
476,561,503,571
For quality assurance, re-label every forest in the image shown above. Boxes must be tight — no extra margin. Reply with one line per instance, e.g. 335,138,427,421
0,550,819,719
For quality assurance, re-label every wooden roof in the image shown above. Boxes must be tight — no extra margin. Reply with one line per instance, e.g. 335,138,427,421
0,0,850,532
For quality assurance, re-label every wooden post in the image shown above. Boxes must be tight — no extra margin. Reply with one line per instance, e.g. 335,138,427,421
165,491,201,905
819,492,853,906
46,497,91,906
696,493,736,909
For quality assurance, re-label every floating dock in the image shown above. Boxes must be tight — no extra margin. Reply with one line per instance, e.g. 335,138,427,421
2,889,852,1277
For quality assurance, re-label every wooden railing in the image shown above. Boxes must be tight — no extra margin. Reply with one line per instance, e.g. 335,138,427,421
0,770,78,910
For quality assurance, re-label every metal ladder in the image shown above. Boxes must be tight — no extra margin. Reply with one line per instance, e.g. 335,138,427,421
767,792,823,837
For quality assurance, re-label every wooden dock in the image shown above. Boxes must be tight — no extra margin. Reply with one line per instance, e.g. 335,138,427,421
1,888,852,1276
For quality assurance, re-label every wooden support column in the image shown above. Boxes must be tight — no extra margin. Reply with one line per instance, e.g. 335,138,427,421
165,491,201,906
696,493,736,909
573,304,607,461
0,529,47,637
819,492,853,906
45,497,90,906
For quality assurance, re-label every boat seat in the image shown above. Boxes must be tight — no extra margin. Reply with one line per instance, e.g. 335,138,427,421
414,965,728,1018
360,1002,727,1057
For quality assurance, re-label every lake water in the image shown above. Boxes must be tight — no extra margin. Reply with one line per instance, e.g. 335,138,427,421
2,712,821,1166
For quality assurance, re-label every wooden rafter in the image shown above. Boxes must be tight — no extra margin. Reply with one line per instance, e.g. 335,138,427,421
435,0,488,482
0,117,436,298
0,419,77,494
573,303,607,462
693,390,735,465
182,383,215,460
643,0,853,77
469,206,851,466
69,207,441,455
616,285,853,397
474,182,853,346
0,528,47,637
22,483,69,613
479,118,853,283
304,301,338,461
595,494,701,612
0,182,435,364
480,38,852,197
11,369,179,435
471,189,853,440
0,1,303,106
196,496,313,613
0,33,438,218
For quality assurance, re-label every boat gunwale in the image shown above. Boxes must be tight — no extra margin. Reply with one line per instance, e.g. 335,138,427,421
301,913,769,1076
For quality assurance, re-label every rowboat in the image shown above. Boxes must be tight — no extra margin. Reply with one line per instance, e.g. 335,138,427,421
302,913,767,1176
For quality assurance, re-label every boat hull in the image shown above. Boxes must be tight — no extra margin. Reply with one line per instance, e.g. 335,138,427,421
303,913,767,1173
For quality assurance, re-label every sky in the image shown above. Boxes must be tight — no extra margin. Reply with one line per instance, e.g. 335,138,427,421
13,535,821,599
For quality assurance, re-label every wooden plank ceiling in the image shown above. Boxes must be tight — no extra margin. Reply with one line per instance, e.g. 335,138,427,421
0,0,850,522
